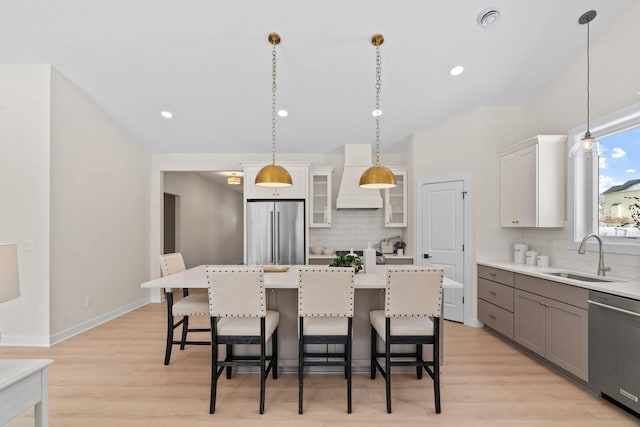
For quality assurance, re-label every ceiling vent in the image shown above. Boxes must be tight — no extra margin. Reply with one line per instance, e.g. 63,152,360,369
478,8,501,28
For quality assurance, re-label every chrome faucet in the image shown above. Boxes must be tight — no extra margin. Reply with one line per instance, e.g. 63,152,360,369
577,234,611,276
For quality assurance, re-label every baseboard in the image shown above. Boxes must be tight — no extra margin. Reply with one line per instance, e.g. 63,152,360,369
0,297,152,347
49,297,151,346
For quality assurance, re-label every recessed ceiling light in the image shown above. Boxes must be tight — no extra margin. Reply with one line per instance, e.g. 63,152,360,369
372,109,382,117
478,8,501,28
160,111,173,119
449,65,464,76
277,110,288,117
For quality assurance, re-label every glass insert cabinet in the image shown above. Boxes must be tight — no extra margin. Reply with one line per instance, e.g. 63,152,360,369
384,167,407,227
310,168,333,227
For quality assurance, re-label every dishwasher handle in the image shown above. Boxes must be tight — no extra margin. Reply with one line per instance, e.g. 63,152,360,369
588,299,640,319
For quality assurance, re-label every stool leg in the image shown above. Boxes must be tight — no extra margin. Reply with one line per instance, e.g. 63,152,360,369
298,318,304,414
259,319,266,415
180,316,189,350
225,344,233,379
370,325,377,379
434,318,441,413
347,318,353,414
164,293,175,365
417,344,423,379
385,318,392,414
210,318,218,414
272,327,278,380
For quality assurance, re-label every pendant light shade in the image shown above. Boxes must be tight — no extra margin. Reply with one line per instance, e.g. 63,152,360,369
255,164,292,187
359,34,396,189
569,10,603,157
255,32,292,187
359,165,397,189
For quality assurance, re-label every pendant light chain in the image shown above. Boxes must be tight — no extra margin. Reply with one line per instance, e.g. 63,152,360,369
374,44,382,166
585,18,591,136
271,42,277,166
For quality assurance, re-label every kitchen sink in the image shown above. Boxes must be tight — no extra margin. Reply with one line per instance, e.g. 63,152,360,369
544,272,618,283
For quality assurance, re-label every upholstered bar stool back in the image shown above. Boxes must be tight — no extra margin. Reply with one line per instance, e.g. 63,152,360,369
370,267,444,414
159,253,209,365
206,266,279,415
385,268,442,318
160,252,186,277
297,266,355,414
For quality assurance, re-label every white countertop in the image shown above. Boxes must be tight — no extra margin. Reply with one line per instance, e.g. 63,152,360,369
477,261,640,300
141,264,463,290
308,254,414,260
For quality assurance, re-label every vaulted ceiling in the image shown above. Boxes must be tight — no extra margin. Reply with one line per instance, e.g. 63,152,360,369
0,0,634,154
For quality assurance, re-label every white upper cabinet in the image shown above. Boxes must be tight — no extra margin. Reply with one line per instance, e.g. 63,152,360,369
309,167,333,227
384,167,408,227
242,163,310,199
499,135,566,228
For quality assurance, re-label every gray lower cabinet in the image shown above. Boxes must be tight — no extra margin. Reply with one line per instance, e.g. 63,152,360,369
477,265,515,339
478,266,589,382
513,274,589,382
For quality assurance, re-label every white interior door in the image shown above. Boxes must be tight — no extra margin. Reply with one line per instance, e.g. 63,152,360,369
421,180,465,322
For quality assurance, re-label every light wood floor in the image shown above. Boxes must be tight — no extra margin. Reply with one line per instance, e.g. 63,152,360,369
2,303,638,427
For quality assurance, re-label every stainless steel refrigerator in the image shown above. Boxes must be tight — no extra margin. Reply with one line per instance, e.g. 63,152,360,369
246,199,305,265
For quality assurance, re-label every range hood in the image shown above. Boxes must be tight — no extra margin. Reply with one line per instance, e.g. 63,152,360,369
336,144,383,209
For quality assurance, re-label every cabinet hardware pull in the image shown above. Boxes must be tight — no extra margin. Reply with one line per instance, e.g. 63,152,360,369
619,388,639,403
489,273,497,277
587,300,640,318
489,291,497,296
488,314,497,320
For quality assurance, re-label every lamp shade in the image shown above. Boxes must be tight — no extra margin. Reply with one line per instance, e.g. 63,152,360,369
227,175,242,185
255,164,293,187
359,165,397,189
0,243,20,303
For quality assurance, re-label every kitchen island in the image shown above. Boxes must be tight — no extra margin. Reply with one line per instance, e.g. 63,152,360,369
141,265,463,370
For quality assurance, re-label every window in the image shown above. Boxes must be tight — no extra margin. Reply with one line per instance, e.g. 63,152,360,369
568,101,640,254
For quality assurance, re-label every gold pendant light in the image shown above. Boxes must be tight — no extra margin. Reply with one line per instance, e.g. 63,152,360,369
255,32,293,188
360,34,396,189
569,10,602,157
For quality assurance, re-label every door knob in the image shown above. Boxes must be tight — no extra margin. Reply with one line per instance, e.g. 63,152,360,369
423,254,431,259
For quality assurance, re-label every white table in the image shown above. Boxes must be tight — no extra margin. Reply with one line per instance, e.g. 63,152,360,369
0,359,53,427
141,265,463,368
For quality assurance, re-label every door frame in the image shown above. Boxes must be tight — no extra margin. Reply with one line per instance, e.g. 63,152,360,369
416,174,474,326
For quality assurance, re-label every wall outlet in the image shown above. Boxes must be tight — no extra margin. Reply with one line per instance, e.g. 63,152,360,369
85,296,93,308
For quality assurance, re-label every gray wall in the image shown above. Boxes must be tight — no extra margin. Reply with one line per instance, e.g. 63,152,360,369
163,172,244,266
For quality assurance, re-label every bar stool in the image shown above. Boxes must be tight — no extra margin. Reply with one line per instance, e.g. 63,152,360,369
206,266,279,414
369,267,443,413
159,253,210,365
297,266,355,414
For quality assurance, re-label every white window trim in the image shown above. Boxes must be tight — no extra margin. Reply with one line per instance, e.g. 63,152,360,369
568,100,640,255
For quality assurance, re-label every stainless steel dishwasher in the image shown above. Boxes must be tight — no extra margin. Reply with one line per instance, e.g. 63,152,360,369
588,290,640,415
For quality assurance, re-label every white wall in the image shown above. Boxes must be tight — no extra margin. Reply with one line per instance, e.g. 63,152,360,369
163,172,243,266
407,1,640,325
520,1,640,280
409,106,525,324
49,69,151,340
0,65,51,345
0,65,151,346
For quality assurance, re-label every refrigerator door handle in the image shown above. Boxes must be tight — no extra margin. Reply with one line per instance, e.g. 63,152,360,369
270,211,274,263
276,211,280,264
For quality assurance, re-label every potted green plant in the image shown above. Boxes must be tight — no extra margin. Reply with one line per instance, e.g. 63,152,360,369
394,240,406,255
329,254,362,273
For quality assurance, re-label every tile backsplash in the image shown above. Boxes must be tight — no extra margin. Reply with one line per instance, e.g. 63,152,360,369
309,209,404,252
522,228,640,280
